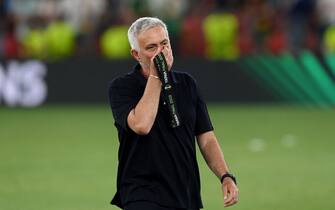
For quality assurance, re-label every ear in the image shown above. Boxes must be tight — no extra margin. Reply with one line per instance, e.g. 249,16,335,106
130,49,140,62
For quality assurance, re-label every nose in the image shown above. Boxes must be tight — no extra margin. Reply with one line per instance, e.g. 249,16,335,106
157,45,165,53
154,46,166,58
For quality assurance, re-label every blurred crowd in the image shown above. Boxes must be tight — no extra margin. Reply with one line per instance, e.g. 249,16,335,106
1,0,335,61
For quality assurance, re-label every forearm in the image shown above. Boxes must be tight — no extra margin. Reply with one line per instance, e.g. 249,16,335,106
198,132,230,179
128,76,161,134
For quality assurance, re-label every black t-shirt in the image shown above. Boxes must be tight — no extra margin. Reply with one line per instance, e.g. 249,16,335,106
108,64,213,209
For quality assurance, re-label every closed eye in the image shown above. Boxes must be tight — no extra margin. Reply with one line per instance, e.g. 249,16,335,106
146,45,157,51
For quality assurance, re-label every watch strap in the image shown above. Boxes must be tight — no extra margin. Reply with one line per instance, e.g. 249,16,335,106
220,172,237,185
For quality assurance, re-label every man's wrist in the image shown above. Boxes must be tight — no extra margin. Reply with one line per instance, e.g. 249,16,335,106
220,172,237,185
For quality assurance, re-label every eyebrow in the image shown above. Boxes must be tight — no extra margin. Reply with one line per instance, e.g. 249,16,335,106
145,39,169,48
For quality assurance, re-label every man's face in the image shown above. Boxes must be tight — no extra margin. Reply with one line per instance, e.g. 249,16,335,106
132,26,174,71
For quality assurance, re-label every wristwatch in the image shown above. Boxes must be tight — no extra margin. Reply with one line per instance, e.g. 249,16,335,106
220,172,237,185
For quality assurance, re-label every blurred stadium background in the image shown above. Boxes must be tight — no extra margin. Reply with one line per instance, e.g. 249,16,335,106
0,0,335,210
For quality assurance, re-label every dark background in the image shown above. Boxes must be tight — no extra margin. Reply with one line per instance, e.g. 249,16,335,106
45,58,272,103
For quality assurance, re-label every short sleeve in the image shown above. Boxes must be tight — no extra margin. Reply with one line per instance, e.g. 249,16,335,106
189,76,214,136
108,77,141,131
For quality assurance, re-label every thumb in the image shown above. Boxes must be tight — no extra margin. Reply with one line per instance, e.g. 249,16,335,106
223,184,228,200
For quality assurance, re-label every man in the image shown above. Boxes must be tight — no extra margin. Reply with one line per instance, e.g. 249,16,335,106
109,17,238,210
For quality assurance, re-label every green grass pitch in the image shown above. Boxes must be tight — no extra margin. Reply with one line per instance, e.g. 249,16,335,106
0,104,334,210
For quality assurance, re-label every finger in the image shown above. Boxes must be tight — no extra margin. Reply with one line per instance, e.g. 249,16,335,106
224,189,238,207
225,199,237,207
156,48,173,71
166,53,174,70
223,184,228,201
161,46,169,57
224,193,233,206
223,185,236,205
224,189,233,205
224,196,236,207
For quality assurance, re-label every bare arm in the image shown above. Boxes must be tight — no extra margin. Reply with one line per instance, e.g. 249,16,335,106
197,131,239,207
127,75,161,135
197,131,229,178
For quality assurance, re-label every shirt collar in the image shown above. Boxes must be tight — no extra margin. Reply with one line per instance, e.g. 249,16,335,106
132,63,178,87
